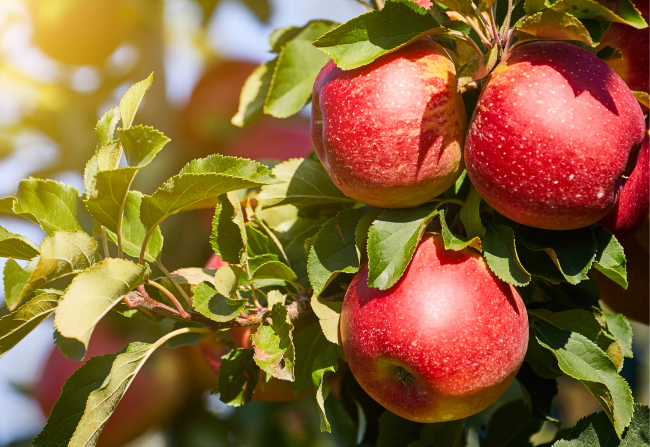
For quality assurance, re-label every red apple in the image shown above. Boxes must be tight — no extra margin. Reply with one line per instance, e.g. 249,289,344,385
35,323,186,447
311,38,467,208
182,60,258,149
340,233,529,422
633,0,649,18
599,130,649,242
465,41,646,230
592,236,649,325
413,0,432,8
223,123,312,161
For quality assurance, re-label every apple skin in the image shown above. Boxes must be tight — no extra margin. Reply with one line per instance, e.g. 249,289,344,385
599,130,649,242
413,0,432,8
465,41,646,230
592,236,649,325
340,233,529,422
35,323,186,447
311,38,467,208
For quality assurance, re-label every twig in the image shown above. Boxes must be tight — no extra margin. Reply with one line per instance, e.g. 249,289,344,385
501,0,514,41
375,0,384,9
489,2,502,55
155,260,193,307
146,281,191,319
502,27,516,59
101,226,110,258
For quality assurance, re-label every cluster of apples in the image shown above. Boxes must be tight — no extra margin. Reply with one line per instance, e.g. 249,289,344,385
311,33,647,421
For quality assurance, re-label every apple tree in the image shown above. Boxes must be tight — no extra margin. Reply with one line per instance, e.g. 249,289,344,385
0,0,648,445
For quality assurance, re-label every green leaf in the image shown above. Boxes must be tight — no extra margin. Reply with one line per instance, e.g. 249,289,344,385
517,241,567,284
264,20,338,118
438,209,481,252
2,178,93,236
0,225,40,260
0,291,60,359
214,264,243,298
251,261,298,283
292,323,330,392
246,225,281,258
193,281,247,323
67,332,185,446
525,0,547,15
119,73,153,129
367,204,440,290
313,0,441,70
103,191,163,263
516,362,559,421
269,26,302,52
19,231,98,306
33,353,117,447
457,44,499,89
529,308,623,370
311,345,339,432
54,258,151,350
232,58,277,127
604,313,633,359
140,155,281,230
257,158,354,208
217,348,260,407
459,187,486,240
308,207,366,296
94,107,121,148
54,325,86,361
85,126,168,242
535,325,633,437
525,328,563,379
3,258,36,311
551,0,648,29
552,410,618,446
481,399,543,447
252,303,295,380
311,295,343,345
482,222,531,287
519,226,597,285
436,0,472,14
621,404,649,447
355,208,383,259
515,11,593,45
592,226,627,289
211,191,247,264
238,0,271,22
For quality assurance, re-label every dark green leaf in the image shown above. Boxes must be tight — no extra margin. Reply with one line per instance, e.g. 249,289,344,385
481,399,542,447
33,354,117,447
377,411,422,447
519,226,597,285
193,281,246,323
217,348,260,407
620,404,649,447
293,323,330,392
412,419,468,446
438,209,481,252
535,325,633,437
308,208,366,296
592,226,627,289
482,222,531,287
313,0,441,70
604,313,633,359
367,204,439,290
552,410,618,446
516,362,559,421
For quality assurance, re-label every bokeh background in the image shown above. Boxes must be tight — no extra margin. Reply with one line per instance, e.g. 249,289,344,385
0,1,647,446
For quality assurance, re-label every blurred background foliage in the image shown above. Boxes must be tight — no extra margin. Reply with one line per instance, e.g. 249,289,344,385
0,0,647,446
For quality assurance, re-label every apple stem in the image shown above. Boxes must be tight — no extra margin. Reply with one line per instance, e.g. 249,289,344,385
447,12,493,49
502,27,516,59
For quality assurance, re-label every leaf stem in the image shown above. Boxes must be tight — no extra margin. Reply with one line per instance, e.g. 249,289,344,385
155,260,193,307
501,0,514,41
448,12,492,49
101,225,110,258
152,326,215,351
139,225,157,265
252,218,291,267
145,281,190,319
489,3,502,54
